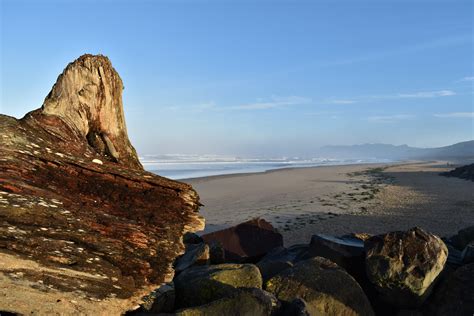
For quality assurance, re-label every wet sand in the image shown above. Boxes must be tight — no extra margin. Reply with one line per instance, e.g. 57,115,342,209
185,161,474,246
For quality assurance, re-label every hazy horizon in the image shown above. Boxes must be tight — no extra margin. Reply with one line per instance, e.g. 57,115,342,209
1,0,473,157
137,139,473,159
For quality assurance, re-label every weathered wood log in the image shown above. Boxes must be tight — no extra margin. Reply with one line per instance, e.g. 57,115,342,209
0,54,204,315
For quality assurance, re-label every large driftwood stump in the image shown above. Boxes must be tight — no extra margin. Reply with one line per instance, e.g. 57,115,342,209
0,54,204,315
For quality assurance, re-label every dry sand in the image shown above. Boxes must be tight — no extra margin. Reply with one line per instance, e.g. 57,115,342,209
186,161,474,246
0,251,153,315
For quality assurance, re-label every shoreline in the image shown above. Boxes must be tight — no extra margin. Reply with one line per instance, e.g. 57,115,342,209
186,160,474,245
180,160,403,183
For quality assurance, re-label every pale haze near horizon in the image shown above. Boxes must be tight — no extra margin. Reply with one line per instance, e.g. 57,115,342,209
1,0,473,157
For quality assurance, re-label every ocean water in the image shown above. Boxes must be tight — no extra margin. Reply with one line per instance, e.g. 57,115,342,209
142,154,391,180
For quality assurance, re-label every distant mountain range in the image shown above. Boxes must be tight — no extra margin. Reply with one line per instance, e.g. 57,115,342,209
317,140,474,160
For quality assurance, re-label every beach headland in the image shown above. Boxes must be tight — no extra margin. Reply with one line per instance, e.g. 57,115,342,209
186,161,474,245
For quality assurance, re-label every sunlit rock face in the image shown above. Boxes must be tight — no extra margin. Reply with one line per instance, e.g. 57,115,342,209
365,227,448,308
42,54,141,169
0,54,204,315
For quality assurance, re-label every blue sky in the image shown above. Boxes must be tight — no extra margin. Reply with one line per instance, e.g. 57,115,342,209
1,0,473,157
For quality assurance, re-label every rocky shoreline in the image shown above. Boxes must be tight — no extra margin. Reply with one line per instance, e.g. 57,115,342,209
441,163,474,182
1,55,472,315
130,219,473,316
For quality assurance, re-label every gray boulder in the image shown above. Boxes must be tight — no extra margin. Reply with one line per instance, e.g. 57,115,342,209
174,263,263,308
365,227,448,308
175,243,210,272
309,234,364,261
308,234,365,279
265,257,374,316
256,244,309,282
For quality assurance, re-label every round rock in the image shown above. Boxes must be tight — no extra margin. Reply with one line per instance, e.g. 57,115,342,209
365,227,448,308
265,257,374,316
174,263,262,308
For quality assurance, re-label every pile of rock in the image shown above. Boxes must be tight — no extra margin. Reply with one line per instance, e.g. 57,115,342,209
129,221,474,315
440,163,474,182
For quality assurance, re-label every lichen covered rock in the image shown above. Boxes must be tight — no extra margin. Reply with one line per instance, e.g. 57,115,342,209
174,263,262,308
365,227,448,308
265,257,374,316
175,288,279,316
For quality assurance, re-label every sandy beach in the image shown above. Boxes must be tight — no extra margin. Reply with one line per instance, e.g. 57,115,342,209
186,161,474,246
